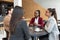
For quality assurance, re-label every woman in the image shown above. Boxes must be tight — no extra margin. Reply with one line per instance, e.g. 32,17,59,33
3,7,13,40
29,10,44,28
29,10,44,40
45,8,59,40
9,6,30,40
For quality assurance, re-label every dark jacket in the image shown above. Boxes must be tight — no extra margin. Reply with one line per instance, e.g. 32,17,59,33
9,20,30,40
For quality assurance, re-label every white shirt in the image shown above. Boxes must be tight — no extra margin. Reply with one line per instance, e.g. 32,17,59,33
45,16,59,40
34,17,41,32
34,17,39,24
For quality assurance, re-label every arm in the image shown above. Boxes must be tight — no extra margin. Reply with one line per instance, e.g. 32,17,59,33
3,16,11,32
39,18,44,27
45,20,54,33
21,21,30,40
34,18,44,28
33,23,41,26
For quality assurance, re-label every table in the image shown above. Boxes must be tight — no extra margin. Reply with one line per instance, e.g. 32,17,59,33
29,27,48,40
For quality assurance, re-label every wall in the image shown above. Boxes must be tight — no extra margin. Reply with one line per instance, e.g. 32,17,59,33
0,0,13,2
14,0,22,7
34,0,60,20
22,0,48,21
0,0,48,21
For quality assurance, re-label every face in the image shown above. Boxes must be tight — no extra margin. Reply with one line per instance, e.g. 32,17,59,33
8,8,13,14
45,10,51,17
34,11,39,17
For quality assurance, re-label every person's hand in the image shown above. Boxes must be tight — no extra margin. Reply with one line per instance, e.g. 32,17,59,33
34,23,41,26
29,24,33,27
4,27,10,32
34,23,38,26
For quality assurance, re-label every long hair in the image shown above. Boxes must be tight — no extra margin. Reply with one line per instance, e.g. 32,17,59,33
10,6,24,34
35,10,40,16
48,8,57,22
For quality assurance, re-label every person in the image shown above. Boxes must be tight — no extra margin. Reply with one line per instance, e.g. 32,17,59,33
9,6,30,40
3,7,13,40
29,10,44,28
45,8,59,40
29,10,44,40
